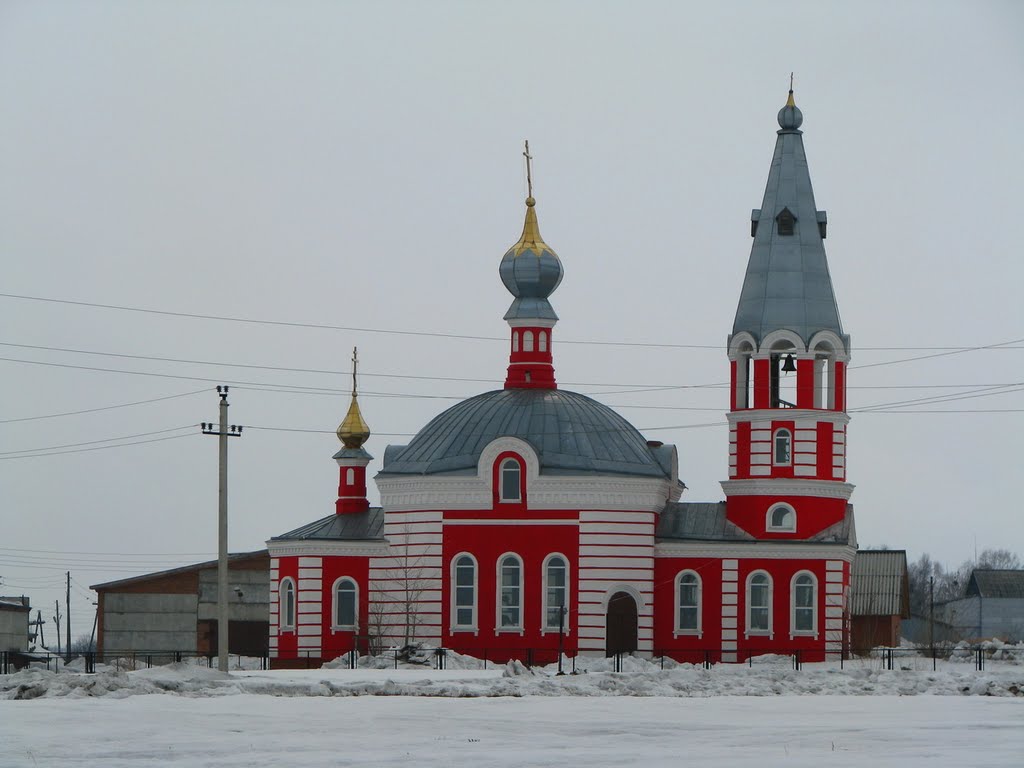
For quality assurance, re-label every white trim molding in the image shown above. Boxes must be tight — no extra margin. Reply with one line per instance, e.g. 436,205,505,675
673,569,702,638
654,541,856,563
267,540,390,558
720,478,855,500
726,410,851,428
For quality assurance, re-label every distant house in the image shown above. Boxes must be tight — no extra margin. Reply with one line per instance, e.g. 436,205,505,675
0,596,31,652
849,551,909,649
91,551,270,658
937,569,1024,642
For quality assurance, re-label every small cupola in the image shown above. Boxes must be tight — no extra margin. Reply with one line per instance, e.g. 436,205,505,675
501,141,562,390
334,347,373,514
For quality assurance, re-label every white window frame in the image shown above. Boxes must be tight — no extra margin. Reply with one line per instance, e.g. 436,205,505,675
766,502,797,532
773,428,792,466
499,457,522,503
331,577,358,631
674,570,702,638
538,331,548,353
450,553,478,633
512,332,519,353
496,552,524,634
790,571,818,639
345,468,355,484
745,571,773,639
523,330,535,352
541,553,570,635
279,577,296,632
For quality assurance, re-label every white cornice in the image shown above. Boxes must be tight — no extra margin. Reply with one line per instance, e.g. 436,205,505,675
726,410,851,427
720,478,855,500
655,540,856,562
376,473,671,513
267,540,390,558
507,319,557,329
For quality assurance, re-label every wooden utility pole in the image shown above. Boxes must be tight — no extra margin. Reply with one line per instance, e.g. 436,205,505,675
66,571,72,661
53,599,62,657
201,386,242,673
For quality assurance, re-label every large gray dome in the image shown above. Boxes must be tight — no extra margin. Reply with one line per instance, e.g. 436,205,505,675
380,388,672,478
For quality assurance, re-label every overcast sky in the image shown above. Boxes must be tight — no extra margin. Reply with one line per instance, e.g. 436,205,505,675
1,1,1021,640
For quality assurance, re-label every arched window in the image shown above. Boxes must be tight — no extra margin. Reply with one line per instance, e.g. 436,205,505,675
523,330,535,352
452,554,477,630
512,332,519,353
538,331,548,353
333,577,357,629
676,571,701,635
746,572,772,636
792,572,817,636
498,554,523,630
543,554,568,631
735,344,754,409
345,468,355,484
773,428,792,466
279,577,296,631
499,458,522,503
767,503,796,532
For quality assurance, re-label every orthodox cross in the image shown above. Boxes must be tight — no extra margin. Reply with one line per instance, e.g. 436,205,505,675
351,346,359,397
523,140,534,199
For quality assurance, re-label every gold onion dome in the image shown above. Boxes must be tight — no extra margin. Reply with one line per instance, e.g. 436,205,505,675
337,347,371,449
337,397,370,449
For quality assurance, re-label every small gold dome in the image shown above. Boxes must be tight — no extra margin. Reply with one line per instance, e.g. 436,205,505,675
337,396,370,449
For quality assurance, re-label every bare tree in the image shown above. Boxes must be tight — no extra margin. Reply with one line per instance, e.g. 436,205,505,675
369,523,435,653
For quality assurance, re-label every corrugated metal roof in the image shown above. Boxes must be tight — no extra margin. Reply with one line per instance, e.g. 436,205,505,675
380,389,671,478
90,550,269,591
271,507,385,541
967,569,1024,599
850,550,909,617
732,96,845,345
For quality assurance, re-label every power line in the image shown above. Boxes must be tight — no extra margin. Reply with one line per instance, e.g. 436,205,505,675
3,292,1023,351
0,432,198,461
0,425,197,456
0,388,208,424
3,340,1021,393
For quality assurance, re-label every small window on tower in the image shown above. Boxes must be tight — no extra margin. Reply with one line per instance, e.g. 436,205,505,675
773,428,792,465
776,207,796,236
767,503,796,532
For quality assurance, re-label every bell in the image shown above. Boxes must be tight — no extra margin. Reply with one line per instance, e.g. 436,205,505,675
781,354,797,373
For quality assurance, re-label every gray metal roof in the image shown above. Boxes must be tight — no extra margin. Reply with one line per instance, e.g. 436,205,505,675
966,569,1024,599
732,96,845,345
380,388,671,478
657,501,855,545
850,550,910,617
272,507,385,541
657,502,754,541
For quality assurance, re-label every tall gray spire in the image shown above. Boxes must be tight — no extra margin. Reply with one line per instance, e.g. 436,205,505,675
732,89,844,345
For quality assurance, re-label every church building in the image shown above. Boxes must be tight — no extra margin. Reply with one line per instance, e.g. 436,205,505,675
266,88,856,666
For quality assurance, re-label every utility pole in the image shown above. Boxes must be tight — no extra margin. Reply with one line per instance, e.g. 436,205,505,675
201,386,242,673
53,600,62,657
66,571,72,661
929,576,935,650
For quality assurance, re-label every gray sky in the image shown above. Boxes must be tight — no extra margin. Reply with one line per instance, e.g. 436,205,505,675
2,0,1022,639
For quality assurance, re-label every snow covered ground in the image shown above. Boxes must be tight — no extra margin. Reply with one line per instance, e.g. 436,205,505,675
1,656,1022,766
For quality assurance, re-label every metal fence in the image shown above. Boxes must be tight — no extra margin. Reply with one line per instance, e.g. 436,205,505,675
0,645,1003,676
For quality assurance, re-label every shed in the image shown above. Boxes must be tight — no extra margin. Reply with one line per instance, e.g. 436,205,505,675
0,596,31,652
849,550,909,650
91,551,269,659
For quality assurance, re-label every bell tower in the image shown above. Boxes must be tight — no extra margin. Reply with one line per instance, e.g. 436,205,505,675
722,87,853,540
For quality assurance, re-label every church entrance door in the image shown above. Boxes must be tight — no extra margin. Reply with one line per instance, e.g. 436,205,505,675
605,591,638,657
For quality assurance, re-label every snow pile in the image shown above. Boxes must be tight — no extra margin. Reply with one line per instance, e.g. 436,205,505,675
949,639,1024,663
3,657,1023,701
